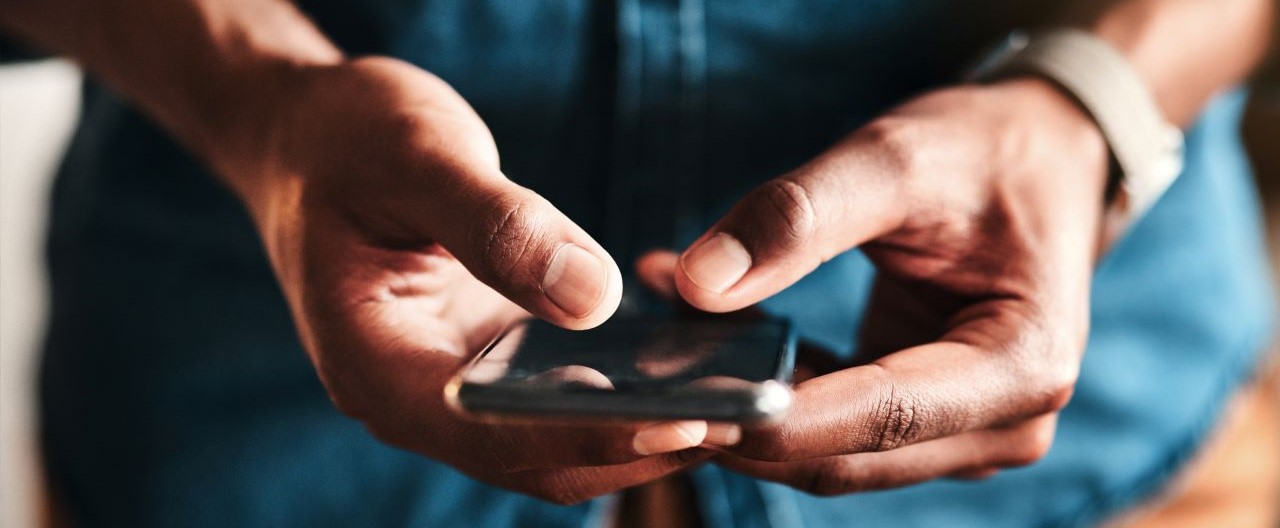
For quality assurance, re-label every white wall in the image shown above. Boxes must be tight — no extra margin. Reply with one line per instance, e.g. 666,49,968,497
0,59,81,528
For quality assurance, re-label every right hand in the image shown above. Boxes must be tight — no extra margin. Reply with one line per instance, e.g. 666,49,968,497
222,57,714,504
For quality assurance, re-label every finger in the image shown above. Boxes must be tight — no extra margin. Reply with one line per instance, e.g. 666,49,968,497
424,168,623,329
526,365,616,388
456,419,708,473
631,421,708,456
634,249,775,321
675,135,907,312
432,376,709,471
715,415,1057,496
501,448,714,505
730,299,1078,461
636,250,680,301
636,249,845,383
704,423,744,447
385,393,709,472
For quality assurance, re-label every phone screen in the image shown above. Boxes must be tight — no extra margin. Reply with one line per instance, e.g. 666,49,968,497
462,317,793,390
450,317,795,422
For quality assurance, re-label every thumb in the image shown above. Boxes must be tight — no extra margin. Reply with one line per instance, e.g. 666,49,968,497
425,169,622,329
675,147,906,312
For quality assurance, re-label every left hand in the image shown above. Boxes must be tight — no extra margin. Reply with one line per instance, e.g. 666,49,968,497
644,78,1111,493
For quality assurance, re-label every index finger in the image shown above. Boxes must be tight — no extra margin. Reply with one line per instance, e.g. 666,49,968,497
674,129,908,313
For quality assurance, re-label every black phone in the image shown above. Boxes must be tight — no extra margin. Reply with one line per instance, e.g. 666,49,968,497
445,316,796,423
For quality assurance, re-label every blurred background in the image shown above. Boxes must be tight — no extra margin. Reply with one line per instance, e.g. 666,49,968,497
2,52,1279,528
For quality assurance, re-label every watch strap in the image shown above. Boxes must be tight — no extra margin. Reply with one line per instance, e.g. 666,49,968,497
970,30,1184,218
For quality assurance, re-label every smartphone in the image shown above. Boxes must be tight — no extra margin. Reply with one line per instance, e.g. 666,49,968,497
444,316,796,424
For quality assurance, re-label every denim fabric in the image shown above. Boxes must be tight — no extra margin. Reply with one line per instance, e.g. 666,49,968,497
40,1,1274,527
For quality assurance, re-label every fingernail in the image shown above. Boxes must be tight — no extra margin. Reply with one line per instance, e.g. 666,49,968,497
680,233,751,293
633,421,706,455
703,423,742,447
543,243,608,317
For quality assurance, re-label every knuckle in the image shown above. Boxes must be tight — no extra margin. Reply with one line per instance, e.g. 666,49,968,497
737,429,796,462
1005,421,1057,467
1007,312,1080,416
474,195,545,280
672,447,709,465
871,387,924,451
857,117,920,177
754,178,819,245
1044,335,1084,399
1039,374,1077,414
801,463,859,496
1027,351,1079,415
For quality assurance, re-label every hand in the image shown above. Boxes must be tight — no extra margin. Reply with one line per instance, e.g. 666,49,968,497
664,78,1110,493
225,57,714,504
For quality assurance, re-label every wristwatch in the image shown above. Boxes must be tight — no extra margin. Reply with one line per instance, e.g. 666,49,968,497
969,29,1185,221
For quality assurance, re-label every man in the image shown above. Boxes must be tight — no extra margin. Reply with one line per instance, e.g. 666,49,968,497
0,0,1274,526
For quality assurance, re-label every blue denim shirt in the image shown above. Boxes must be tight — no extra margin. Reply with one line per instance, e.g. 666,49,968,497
39,1,1275,526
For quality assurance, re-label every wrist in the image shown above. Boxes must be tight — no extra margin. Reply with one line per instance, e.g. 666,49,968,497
148,29,341,193
9,0,344,208
138,4,343,225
